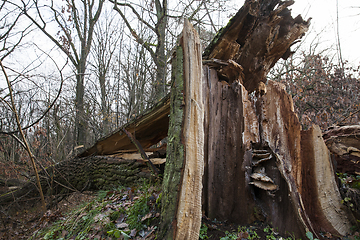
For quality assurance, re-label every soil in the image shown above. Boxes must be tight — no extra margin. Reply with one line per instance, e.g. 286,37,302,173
0,191,96,239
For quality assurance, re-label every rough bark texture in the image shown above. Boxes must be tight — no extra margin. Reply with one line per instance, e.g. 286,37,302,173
202,75,355,238
0,156,156,205
175,19,204,240
259,81,354,237
203,67,254,223
257,80,310,236
159,20,204,240
159,45,185,240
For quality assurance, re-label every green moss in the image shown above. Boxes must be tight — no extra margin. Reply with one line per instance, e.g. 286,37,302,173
158,46,185,239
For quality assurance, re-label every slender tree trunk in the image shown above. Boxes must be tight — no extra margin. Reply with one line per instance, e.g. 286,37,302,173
99,73,109,135
154,0,168,102
75,65,86,146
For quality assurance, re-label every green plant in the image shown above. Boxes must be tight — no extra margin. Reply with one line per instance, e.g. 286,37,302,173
107,229,131,240
306,231,319,240
220,231,238,240
263,226,277,240
247,229,260,240
126,195,150,230
199,223,209,239
263,226,272,233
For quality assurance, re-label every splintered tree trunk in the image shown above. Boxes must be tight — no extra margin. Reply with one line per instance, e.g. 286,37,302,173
161,0,356,239
159,19,204,239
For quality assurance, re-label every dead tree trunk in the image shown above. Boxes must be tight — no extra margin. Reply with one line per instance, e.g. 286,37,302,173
160,0,356,239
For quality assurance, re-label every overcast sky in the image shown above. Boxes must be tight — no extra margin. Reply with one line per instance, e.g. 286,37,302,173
234,0,360,65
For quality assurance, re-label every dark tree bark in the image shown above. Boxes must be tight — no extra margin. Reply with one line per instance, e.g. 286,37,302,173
0,155,160,206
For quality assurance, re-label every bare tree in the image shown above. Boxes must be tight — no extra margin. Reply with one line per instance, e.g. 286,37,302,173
17,0,104,147
89,10,122,136
110,0,230,102
0,1,33,61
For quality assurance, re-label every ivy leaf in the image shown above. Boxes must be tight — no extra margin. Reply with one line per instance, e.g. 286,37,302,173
306,231,314,240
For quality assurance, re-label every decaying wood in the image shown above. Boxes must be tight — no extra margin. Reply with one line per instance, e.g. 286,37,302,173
159,19,204,240
202,61,355,238
0,156,159,206
203,0,310,93
323,125,360,174
203,67,251,223
198,1,356,238
109,152,166,165
259,81,354,237
78,94,170,157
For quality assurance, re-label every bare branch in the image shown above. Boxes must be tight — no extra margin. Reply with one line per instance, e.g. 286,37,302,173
109,0,156,33
0,52,67,135
111,2,156,61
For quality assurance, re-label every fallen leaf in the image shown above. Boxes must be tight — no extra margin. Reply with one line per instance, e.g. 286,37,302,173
141,213,153,222
61,230,68,237
130,228,137,237
116,222,129,229
324,232,332,238
238,231,249,239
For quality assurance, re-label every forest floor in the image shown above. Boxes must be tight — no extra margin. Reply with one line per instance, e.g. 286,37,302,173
0,179,358,240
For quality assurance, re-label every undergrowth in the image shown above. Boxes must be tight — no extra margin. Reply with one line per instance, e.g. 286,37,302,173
30,179,161,240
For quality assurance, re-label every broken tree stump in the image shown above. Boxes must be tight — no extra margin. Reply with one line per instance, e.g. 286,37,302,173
160,0,356,239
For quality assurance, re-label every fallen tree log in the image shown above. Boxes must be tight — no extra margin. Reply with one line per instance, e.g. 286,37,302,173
0,155,162,206
78,94,170,157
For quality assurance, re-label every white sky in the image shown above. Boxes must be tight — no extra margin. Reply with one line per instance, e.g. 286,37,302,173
233,0,360,65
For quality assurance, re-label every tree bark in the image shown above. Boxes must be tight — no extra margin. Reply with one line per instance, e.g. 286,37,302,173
159,19,204,240
154,0,168,101
0,155,159,206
